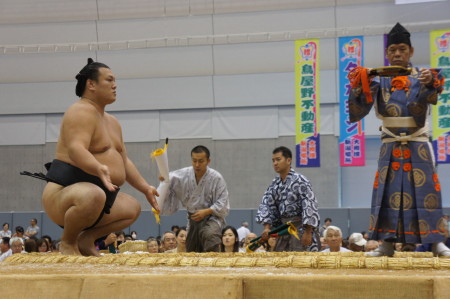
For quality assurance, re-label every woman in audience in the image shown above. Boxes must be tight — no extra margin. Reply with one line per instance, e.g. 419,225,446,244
321,226,352,252
36,238,50,253
1,223,11,238
220,226,240,253
147,237,160,253
175,227,187,253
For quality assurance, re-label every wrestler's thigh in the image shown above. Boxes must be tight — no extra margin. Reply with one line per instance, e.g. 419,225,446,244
94,192,141,226
42,182,105,224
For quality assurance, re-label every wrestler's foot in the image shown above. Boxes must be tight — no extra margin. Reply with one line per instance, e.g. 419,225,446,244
59,241,82,256
365,241,394,257
77,232,100,257
432,242,450,257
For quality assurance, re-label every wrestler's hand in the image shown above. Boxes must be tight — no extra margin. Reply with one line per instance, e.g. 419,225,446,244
418,68,433,85
191,209,212,222
145,185,160,213
97,164,118,192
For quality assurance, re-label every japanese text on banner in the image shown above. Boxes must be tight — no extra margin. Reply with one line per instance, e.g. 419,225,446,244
295,39,320,167
338,36,365,166
431,29,450,163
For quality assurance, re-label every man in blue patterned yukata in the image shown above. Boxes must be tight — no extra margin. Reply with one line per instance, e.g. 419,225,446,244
256,146,320,252
348,23,450,257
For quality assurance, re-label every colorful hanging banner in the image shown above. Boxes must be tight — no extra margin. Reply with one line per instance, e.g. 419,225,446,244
338,36,365,166
431,29,450,164
295,39,320,167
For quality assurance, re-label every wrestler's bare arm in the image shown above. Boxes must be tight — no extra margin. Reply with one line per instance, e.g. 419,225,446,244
61,103,117,192
109,115,160,212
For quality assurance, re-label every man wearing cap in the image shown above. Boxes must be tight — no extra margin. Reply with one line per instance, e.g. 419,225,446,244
348,23,449,257
348,232,367,252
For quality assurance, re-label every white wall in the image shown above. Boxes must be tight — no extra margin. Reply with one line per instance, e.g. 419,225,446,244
1,0,450,209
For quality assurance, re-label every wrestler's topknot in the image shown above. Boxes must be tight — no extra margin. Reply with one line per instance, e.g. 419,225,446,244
75,58,110,97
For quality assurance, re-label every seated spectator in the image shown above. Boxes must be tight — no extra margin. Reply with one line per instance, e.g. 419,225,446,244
348,233,367,252
395,243,403,252
0,237,12,262
365,240,379,252
116,231,126,248
266,236,277,252
41,235,53,251
147,237,160,253
1,223,11,238
25,218,40,238
220,226,240,253
237,221,251,242
240,232,265,252
130,231,138,240
124,234,133,242
175,227,188,253
10,237,25,254
171,225,180,235
161,231,177,252
95,233,117,252
36,238,51,253
321,226,352,252
13,226,27,240
24,238,38,253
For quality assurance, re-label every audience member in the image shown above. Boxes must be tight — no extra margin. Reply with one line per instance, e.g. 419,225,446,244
237,221,251,242
10,237,25,254
130,231,138,240
36,238,51,253
171,226,180,235
348,233,367,252
161,231,177,252
401,243,416,252
241,232,265,252
41,235,53,251
13,226,27,240
124,234,133,242
1,223,11,238
95,233,117,252
25,218,40,238
395,243,403,252
0,237,12,262
147,237,160,253
24,238,38,253
266,236,277,252
116,231,126,247
319,218,332,237
365,240,379,252
175,227,187,253
220,226,240,253
321,226,352,252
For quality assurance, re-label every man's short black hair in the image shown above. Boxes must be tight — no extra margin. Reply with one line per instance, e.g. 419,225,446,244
324,218,332,223
1,237,10,246
75,58,110,97
272,146,292,159
191,145,210,159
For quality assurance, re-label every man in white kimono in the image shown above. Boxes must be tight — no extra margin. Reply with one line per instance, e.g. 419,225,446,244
160,146,229,252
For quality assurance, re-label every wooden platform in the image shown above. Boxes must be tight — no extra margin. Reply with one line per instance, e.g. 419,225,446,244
2,252,450,299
